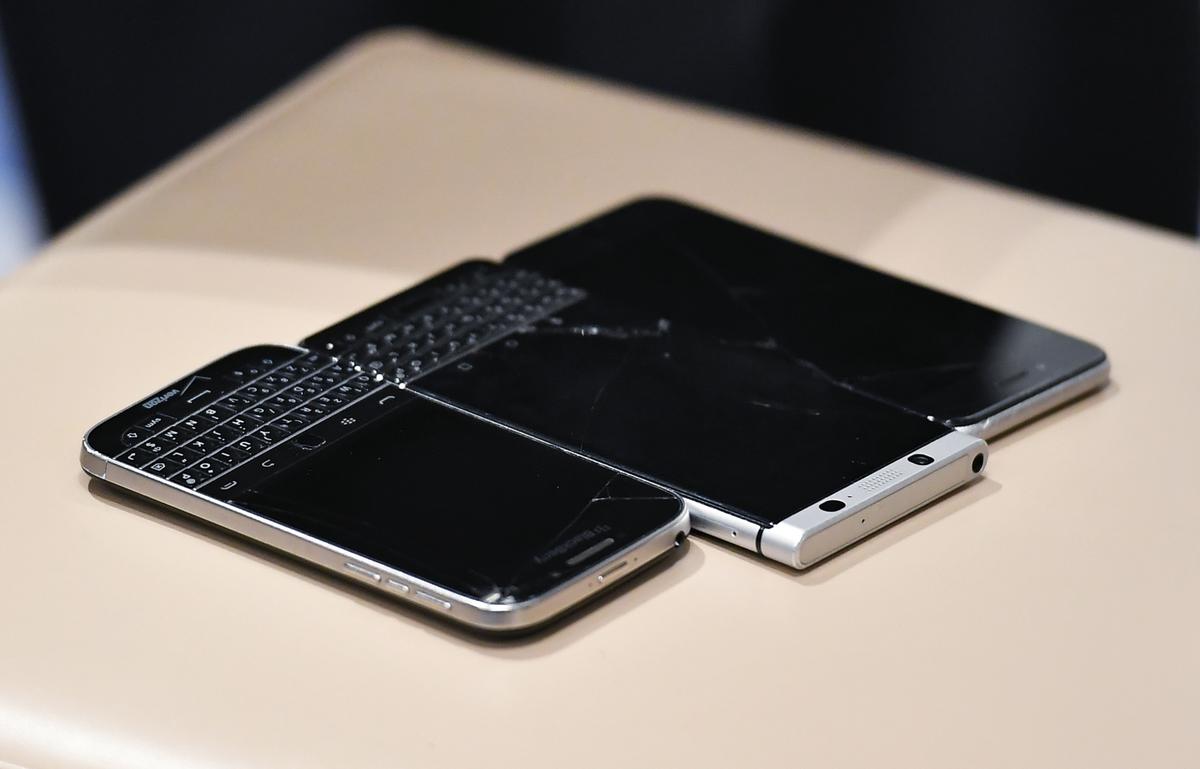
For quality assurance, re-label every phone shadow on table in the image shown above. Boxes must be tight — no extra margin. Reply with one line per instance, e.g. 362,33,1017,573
85,476,705,659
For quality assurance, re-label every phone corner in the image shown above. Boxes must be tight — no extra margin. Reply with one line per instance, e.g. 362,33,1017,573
79,429,108,480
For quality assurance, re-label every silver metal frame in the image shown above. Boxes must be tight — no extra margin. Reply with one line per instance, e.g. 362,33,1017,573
81,429,688,634
955,359,1110,440
688,431,987,569
689,360,1109,568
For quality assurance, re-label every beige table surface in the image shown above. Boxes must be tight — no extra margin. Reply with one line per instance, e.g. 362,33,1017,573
2,30,1197,769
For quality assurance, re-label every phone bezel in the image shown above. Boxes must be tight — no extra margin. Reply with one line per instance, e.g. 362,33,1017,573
81,439,687,631
501,195,1110,434
79,345,689,632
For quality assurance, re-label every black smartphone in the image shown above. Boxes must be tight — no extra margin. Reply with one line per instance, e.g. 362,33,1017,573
81,345,687,632
291,200,1102,569
501,197,1109,438
308,262,986,571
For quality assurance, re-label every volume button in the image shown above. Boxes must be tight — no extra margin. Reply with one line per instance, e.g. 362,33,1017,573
343,562,381,582
414,591,452,611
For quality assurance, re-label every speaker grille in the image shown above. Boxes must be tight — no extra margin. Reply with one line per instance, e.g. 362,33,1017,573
854,467,905,493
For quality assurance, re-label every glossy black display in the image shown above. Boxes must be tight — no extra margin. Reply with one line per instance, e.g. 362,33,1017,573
229,393,681,603
86,345,682,605
501,198,1107,426
414,299,950,527
298,264,946,528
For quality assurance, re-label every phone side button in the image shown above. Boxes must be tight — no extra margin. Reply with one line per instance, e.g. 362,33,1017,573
385,578,410,593
343,562,381,582
414,590,452,611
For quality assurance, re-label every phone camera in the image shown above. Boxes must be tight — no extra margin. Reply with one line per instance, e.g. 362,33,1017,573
907,454,934,466
818,499,845,512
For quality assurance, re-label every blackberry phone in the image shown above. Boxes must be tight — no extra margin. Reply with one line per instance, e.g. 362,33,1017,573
81,341,688,632
503,197,1109,440
307,262,987,569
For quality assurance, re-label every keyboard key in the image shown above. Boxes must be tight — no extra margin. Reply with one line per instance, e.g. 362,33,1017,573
260,373,295,387
186,435,223,454
135,413,172,432
289,382,323,399
157,427,188,447
292,404,326,421
227,368,254,383
242,383,278,398
266,394,302,411
245,405,280,421
273,415,308,432
193,407,223,424
306,374,338,390
190,459,224,479
253,426,288,444
120,427,151,446
232,435,267,455
320,392,350,408
224,415,260,433
118,448,152,466
139,439,169,456
207,401,238,419
227,355,279,383
311,267,584,383
178,417,205,433
174,471,202,489
218,394,256,411
145,459,182,477
212,449,245,466
165,447,201,465
205,427,235,446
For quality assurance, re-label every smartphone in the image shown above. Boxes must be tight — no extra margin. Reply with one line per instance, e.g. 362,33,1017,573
501,197,1110,439
306,264,987,569
81,345,688,632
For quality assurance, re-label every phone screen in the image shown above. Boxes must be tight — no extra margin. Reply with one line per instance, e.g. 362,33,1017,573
229,394,681,604
501,198,1107,427
414,298,951,527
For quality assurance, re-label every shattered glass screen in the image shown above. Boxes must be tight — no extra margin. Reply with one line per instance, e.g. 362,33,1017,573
234,394,681,603
409,198,1105,527
499,199,1107,428
415,295,950,528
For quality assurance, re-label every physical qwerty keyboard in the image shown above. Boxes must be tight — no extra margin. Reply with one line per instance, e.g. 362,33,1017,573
113,351,380,491
108,265,584,494
306,264,584,383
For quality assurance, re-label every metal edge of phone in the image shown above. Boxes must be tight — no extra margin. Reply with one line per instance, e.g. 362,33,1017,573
687,430,987,569
955,358,1110,440
78,436,689,633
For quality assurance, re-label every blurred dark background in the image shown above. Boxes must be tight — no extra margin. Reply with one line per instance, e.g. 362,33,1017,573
0,1,1196,236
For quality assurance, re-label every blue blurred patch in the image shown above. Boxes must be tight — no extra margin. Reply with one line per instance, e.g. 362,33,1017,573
0,36,43,275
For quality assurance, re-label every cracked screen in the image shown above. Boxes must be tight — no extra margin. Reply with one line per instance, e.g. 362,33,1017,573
414,295,950,527
501,199,1106,427
233,394,681,603
410,198,1103,526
